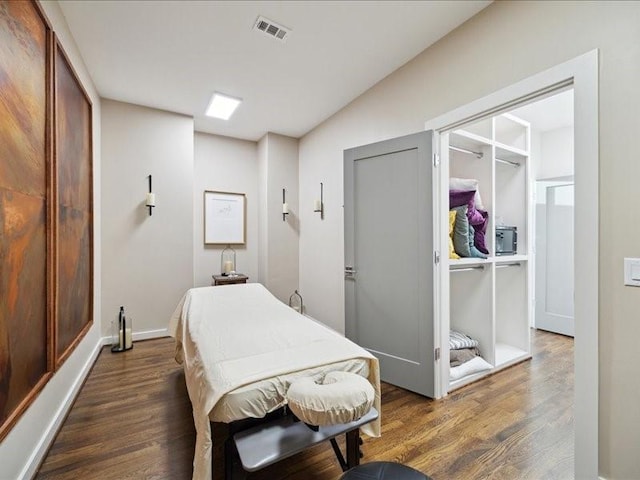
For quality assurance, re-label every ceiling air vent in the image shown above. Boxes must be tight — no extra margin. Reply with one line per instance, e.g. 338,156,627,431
253,16,290,42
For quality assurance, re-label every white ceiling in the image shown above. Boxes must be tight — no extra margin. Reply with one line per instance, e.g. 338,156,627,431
58,1,491,141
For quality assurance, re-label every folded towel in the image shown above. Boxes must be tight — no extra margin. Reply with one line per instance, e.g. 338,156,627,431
449,347,479,367
449,330,479,350
449,356,493,381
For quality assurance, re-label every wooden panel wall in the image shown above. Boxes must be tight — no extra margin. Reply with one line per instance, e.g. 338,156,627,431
0,0,93,441
54,42,93,366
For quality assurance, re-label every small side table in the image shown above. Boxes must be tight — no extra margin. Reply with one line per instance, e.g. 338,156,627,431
212,274,249,286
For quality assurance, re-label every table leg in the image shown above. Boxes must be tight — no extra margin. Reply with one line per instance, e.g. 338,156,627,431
345,428,361,469
212,422,230,480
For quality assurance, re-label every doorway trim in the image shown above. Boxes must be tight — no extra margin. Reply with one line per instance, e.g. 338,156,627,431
424,50,598,478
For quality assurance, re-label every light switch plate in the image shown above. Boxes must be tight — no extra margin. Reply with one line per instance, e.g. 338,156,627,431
624,258,640,286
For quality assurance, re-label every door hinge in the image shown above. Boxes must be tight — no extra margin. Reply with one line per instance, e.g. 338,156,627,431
433,153,440,167
435,347,441,361
344,265,357,278
434,251,440,264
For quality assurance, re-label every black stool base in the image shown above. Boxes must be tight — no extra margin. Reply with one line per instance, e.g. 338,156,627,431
340,461,432,480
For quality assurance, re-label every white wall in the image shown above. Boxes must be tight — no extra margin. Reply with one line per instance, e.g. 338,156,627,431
0,2,103,478
262,133,300,303
256,133,300,303
298,2,640,477
257,135,268,286
539,126,574,179
193,133,258,286
101,100,194,337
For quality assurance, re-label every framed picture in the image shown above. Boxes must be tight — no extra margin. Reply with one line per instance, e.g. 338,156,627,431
204,191,246,245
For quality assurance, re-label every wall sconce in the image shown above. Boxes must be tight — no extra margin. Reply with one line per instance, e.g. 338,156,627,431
314,182,324,220
282,188,289,221
146,174,155,216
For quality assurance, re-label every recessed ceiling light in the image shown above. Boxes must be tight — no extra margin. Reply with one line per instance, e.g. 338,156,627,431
205,92,242,120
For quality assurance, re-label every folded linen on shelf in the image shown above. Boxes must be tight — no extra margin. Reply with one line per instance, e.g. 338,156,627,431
449,330,479,350
449,347,479,367
449,355,493,381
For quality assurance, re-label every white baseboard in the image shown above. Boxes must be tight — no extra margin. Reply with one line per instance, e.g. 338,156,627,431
19,335,103,480
133,328,169,341
101,327,169,346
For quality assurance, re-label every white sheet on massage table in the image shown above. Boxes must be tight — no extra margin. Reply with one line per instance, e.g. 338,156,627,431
210,357,369,422
169,283,381,480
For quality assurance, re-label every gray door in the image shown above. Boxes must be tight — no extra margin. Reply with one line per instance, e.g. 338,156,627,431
344,131,435,397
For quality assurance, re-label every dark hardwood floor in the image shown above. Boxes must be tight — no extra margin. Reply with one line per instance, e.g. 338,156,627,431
36,329,573,480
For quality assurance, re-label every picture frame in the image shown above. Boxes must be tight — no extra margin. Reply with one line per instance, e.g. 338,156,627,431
204,191,246,245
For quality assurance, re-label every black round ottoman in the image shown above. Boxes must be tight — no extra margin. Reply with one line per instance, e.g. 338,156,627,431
339,461,432,480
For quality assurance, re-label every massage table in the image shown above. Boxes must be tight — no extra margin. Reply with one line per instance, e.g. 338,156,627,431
169,283,381,480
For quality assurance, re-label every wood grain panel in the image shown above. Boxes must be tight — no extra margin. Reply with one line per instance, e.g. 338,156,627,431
0,0,47,195
37,330,573,480
0,189,48,428
54,45,91,212
54,40,93,365
0,0,51,441
55,206,91,362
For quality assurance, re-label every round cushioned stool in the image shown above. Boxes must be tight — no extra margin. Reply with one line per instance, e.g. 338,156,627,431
339,461,432,480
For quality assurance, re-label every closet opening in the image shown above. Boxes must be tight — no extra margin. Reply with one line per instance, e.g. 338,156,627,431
425,49,598,479
443,108,533,393
438,87,575,392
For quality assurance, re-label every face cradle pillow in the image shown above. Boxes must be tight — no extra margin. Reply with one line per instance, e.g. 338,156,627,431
286,371,375,426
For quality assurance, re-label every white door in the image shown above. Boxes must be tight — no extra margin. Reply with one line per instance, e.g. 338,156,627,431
535,182,574,336
344,131,435,397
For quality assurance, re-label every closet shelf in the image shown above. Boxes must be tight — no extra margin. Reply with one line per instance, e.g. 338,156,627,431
449,256,528,270
499,112,530,128
449,345,530,392
449,257,491,269
494,343,530,369
494,254,528,264
495,114,529,151
450,129,492,152
450,132,528,164
495,142,527,162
